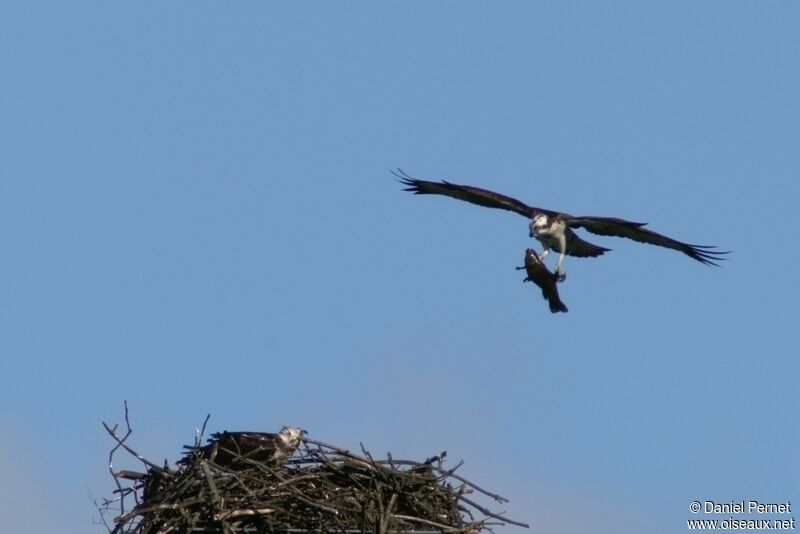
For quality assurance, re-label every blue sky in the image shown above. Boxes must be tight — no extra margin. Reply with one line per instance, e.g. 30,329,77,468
1,3,798,533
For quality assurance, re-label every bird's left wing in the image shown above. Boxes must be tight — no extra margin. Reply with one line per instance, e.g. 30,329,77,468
568,216,728,266
394,168,552,219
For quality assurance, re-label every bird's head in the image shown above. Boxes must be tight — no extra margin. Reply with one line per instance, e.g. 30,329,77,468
278,426,308,447
529,213,551,237
528,219,538,238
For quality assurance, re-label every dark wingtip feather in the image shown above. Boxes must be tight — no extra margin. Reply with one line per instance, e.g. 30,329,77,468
392,168,425,193
391,167,409,181
686,246,731,267
391,167,411,182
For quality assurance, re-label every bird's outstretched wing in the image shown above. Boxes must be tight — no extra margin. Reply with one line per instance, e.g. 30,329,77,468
568,216,729,266
393,168,555,219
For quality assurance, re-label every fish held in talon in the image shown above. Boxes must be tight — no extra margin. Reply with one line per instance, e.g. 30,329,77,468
518,248,568,314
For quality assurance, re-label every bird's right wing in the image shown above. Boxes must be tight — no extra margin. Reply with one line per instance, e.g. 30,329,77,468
394,168,551,219
569,216,728,266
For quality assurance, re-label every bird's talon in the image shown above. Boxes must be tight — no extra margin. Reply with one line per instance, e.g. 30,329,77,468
556,269,567,283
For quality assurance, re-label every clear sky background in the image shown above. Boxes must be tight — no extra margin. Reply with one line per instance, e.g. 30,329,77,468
1,3,798,533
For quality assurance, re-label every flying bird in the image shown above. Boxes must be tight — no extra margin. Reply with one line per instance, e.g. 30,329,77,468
395,169,727,280
517,248,568,313
179,426,306,468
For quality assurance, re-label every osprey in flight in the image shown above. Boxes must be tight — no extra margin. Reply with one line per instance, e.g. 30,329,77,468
396,169,727,280
180,426,306,468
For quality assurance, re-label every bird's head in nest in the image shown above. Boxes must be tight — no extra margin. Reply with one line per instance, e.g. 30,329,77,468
277,426,308,448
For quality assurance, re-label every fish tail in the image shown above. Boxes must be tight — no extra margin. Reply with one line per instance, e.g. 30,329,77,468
548,295,568,313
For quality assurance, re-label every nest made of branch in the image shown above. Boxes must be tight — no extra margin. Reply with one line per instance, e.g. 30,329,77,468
100,417,528,534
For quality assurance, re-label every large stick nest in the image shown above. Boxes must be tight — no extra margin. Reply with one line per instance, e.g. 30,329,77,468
99,408,528,534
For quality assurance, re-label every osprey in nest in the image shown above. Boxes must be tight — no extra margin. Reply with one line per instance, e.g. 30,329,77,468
396,169,727,280
180,426,306,468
